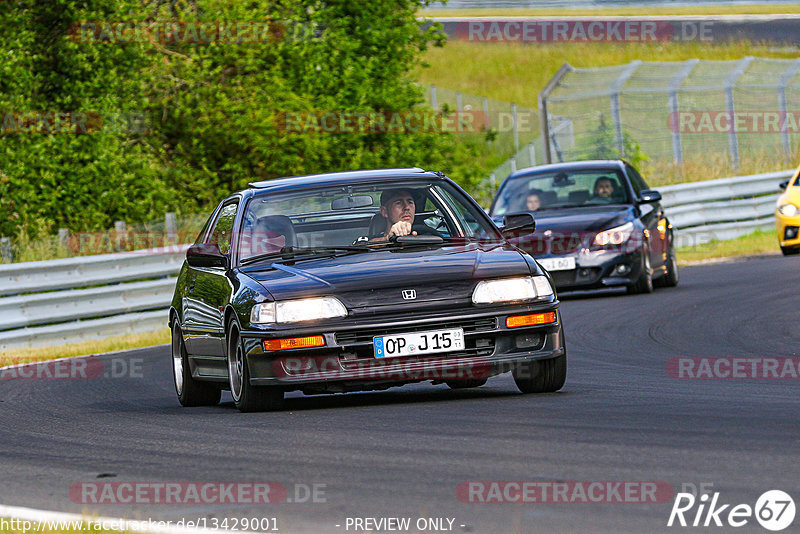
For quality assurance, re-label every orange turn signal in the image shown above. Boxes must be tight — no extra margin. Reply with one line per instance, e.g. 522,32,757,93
506,312,556,329
264,335,325,351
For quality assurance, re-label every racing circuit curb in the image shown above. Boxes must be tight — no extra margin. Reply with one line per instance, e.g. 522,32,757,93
0,503,257,534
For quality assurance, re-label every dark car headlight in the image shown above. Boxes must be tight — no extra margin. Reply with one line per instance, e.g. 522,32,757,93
593,222,634,246
250,297,348,324
472,276,553,305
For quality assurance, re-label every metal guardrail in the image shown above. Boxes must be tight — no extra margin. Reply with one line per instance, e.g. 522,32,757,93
0,246,187,350
0,246,187,297
659,169,793,246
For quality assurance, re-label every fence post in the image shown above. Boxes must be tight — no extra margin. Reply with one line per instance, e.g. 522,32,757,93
510,157,517,174
777,59,800,162
528,143,537,167
114,221,127,251
490,173,496,192
165,212,177,247
724,57,754,170
456,91,462,113
430,85,437,110
0,237,12,263
511,103,519,152
609,60,642,157
539,63,574,164
482,97,490,129
58,228,70,246
668,59,699,165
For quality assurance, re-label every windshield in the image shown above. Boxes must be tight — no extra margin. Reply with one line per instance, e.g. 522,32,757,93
238,180,502,264
492,169,631,216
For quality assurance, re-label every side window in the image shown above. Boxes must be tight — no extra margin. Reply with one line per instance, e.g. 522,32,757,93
206,202,239,254
626,164,648,197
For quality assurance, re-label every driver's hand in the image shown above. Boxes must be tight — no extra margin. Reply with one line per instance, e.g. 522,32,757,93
387,221,417,238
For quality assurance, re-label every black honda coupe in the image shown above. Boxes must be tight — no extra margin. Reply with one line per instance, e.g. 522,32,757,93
170,168,566,411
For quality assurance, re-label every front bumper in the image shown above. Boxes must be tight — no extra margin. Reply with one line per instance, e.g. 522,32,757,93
239,302,564,391
776,212,800,248
538,249,644,291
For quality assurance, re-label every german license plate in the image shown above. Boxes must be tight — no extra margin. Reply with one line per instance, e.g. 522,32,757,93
374,328,465,358
538,257,576,272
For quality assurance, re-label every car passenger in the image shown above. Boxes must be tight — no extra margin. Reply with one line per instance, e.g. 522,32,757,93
526,192,542,211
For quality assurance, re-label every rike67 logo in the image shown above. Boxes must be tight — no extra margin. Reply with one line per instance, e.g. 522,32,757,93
668,489,796,531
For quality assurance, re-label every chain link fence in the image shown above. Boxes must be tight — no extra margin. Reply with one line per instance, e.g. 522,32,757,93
540,57,800,169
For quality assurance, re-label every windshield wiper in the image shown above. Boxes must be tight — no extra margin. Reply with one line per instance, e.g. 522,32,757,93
240,245,369,265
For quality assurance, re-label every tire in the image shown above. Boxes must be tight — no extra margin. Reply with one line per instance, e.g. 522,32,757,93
627,243,654,294
512,354,567,394
171,322,221,407
781,246,800,256
227,322,284,413
656,244,679,288
445,378,488,389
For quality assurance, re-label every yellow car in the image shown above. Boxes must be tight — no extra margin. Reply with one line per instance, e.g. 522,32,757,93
776,167,800,255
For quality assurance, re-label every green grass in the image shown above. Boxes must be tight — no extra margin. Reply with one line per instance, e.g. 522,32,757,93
421,4,800,17
416,40,799,111
0,329,170,366
676,228,780,265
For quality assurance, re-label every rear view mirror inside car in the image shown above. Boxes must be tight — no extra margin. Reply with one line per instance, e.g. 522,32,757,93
331,195,374,210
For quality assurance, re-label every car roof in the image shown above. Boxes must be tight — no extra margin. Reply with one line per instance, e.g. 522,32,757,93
247,167,442,193
505,160,626,180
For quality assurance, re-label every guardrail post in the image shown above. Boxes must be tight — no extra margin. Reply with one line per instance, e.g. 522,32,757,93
528,143,536,166
490,173,496,192
777,59,800,162
539,63,574,164
724,57,754,170
510,157,517,174
430,85,437,110
668,59,699,165
609,60,642,157
0,237,12,263
482,97,490,129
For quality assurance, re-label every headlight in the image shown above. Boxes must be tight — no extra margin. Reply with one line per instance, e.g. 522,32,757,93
778,203,799,217
593,222,634,246
250,297,347,324
472,276,554,305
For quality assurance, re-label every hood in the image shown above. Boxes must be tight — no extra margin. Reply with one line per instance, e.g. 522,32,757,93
532,205,634,233
512,205,635,256
240,243,531,311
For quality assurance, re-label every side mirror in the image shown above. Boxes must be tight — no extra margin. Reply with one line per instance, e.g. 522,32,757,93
187,243,229,269
779,179,789,190
501,213,536,239
639,190,662,203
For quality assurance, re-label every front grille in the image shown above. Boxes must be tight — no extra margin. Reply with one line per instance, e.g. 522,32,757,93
334,317,497,346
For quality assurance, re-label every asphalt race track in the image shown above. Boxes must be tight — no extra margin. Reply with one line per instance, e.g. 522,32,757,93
1,256,798,533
